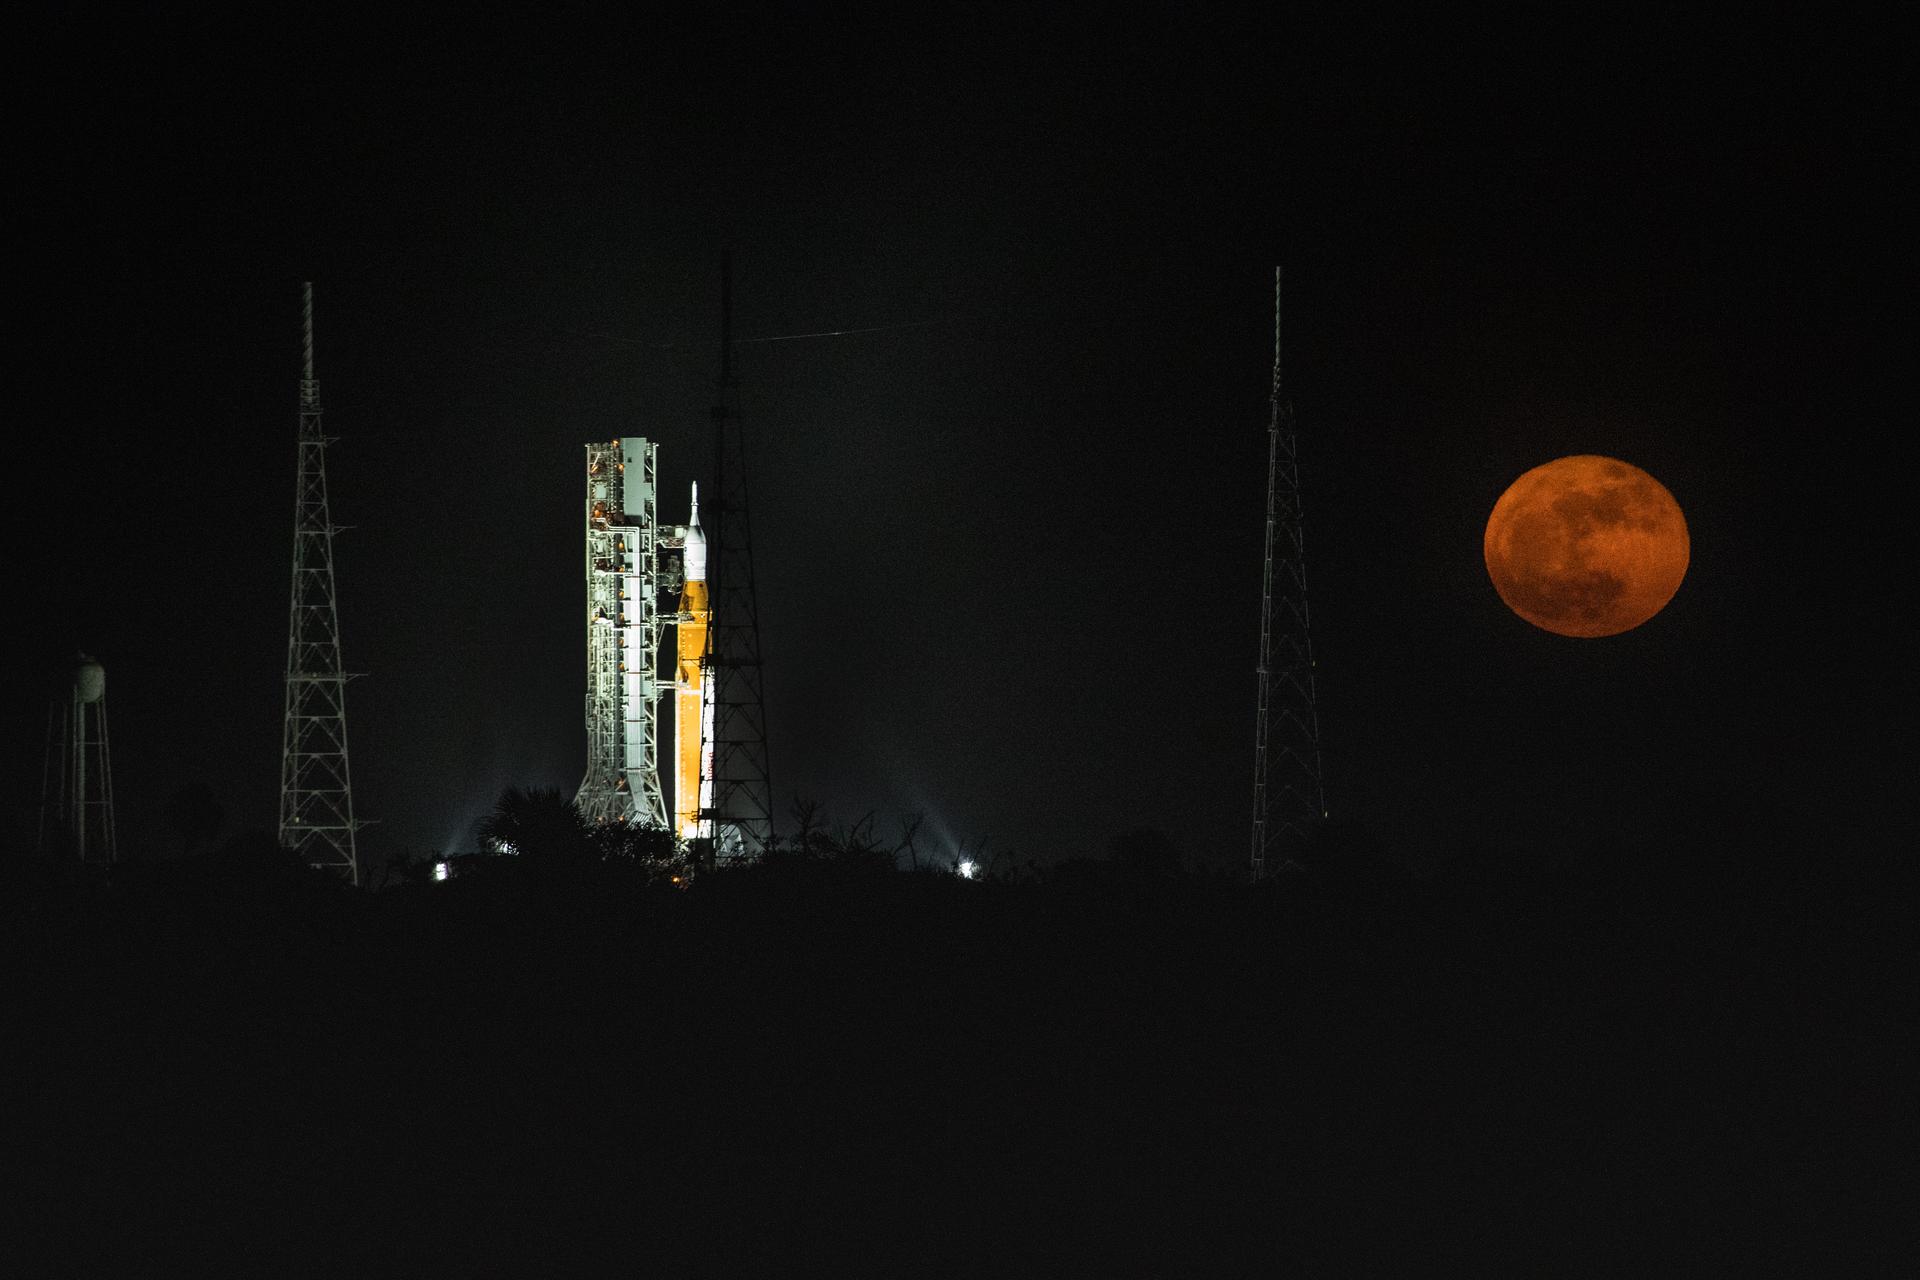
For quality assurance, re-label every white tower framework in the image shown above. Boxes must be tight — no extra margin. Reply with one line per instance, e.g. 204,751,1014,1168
577,436,669,828
40,653,117,864
1251,267,1327,881
278,282,363,884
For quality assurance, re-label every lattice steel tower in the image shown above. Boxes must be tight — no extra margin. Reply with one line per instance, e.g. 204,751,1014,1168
278,282,363,884
1250,267,1327,881
705,254,773,858
576,435,670,827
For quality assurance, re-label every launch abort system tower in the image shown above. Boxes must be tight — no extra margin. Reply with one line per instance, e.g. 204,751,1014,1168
577,436,670,828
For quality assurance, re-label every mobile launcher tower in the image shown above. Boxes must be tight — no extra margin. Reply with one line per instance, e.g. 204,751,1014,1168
578,437,668,827
576,438,712,841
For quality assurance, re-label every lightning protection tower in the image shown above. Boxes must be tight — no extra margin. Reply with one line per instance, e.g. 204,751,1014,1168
705,253,774,860
279,282,363,884
40,653,118,864
1250,266,1327,881
576,436,670,828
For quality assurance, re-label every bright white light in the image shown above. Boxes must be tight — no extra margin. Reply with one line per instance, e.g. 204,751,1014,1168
957,859,977,880
433,861,450,882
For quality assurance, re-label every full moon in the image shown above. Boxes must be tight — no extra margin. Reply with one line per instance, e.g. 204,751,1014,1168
1484,455,1689,638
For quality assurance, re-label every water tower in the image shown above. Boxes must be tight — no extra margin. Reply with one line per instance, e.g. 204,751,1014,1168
41,652,118,863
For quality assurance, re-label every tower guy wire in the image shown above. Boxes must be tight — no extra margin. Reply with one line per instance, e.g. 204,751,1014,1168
1250,266,1328,882
278,282,364,885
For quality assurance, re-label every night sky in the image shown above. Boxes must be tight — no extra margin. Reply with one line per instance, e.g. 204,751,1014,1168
13,13,1905,877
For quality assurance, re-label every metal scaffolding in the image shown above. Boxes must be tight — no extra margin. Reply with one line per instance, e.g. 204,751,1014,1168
1251,266,1327,881
577,436,669,828
279,282,363,884
705,254,774,859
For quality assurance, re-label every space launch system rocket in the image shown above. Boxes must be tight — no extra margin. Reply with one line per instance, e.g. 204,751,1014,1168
674,484,713,842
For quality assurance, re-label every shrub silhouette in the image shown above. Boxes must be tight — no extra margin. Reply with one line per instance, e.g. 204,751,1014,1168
478,786,596,863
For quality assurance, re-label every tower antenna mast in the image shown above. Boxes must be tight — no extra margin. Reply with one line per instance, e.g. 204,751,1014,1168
704,251,774,858
279,282,363,884
1250,266,1327,881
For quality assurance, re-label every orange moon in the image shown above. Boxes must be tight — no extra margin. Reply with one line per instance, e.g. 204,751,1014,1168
1484,455,1689,637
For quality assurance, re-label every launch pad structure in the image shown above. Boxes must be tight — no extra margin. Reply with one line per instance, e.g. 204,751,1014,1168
576,440,716,845
702,257,775,858
575,261,771,860
577,437,671,829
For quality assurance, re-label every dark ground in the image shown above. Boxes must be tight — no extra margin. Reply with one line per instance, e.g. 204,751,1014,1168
10,828,1909,1274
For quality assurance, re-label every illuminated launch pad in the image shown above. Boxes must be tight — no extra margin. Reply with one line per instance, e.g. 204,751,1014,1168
576,436,711,843
577,437,669,827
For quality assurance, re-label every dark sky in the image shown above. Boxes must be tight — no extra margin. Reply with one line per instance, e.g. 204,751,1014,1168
13,13,1906,874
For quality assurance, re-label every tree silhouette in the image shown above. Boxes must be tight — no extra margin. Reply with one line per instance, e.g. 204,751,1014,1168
594,819,680,870
895,812,926,871
479,786,594,863
473,786,685,881
790,796,825,857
